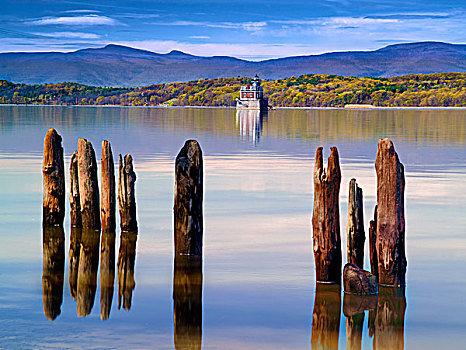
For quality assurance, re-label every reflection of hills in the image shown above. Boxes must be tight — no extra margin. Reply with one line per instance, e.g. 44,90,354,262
117,231,137,311
42,227,65,321
101,231,116,320
173,256,203,350
76,229,100,317
236,110,265,144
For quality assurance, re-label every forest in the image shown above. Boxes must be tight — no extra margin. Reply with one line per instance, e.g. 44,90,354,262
1,73,465,107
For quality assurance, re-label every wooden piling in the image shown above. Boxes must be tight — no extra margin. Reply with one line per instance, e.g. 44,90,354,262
174,140,203,256
375,139,407,286
347,178,365,269
69,151,82,228
77,138,100,230
42,128,65,227
101,140,116,233
369,205,378,279
118,154,138,232
312,146,342,283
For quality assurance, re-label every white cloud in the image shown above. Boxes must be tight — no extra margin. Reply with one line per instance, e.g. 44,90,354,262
151,20,267,32
189,36,210,39
37,32,100,39
29,15,119,26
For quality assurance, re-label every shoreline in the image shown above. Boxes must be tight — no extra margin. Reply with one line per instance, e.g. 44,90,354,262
1,104,465,111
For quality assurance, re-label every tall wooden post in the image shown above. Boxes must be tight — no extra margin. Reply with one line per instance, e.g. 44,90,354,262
101,140,116,233
118,154,138,232
174,140,203,256
312,146,342,284
369,205,378,279
42,128,65,227
375,139,407,286
77,138,100,230
347,178,365,269
42,226,65,321
69,151,82,228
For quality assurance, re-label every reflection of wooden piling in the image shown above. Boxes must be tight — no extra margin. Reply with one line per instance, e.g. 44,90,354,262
310,283,341,349
347,178,365,269
375,139,407,286
42,128,65,227
118,154,138,232
174,140,203,256
312,146,342,283
369,206,378,279
77,138,100,230
374,287,406,350
42,226,65,321
76,229,100,317
173,255,203,350
343,294,377,350
100,231,116,320
117,231,137,311
68,227,82,299
69,151,82,228
101,140,116,233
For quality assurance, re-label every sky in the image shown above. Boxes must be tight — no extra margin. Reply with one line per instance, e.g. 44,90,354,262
0,0,465,60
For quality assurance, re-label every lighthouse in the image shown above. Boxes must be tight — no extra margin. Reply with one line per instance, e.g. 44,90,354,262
236,75,268,112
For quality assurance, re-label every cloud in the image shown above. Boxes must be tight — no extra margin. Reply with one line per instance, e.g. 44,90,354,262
189,36,210,39
29,15,120,26
150,20,267,32
36,31,100,39
61,9,101,14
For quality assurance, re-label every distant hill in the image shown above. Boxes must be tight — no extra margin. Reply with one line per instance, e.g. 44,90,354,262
1,42,465,86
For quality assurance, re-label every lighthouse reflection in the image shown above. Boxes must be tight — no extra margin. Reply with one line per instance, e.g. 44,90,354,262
310,285,406,350
42,226,65,321
173,255,203,350
236,109,266,144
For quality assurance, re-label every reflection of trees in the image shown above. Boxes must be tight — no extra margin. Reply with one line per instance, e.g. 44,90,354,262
311,283,341,350
100,231,116,320
76,229,100,317
42,226,65,321
173,255,203,350
117,231,137,311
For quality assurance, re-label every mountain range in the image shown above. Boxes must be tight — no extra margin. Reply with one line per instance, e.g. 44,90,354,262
1,41,465,87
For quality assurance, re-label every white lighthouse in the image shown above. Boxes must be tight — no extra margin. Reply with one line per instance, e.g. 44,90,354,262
236,74,268,112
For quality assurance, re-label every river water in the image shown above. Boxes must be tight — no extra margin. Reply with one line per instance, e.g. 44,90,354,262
0,106,465,349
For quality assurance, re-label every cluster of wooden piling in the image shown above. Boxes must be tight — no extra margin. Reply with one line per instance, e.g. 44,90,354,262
312,138,407,288
42,127,138,320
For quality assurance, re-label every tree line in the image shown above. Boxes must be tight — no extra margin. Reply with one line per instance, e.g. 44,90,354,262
1,73,465,107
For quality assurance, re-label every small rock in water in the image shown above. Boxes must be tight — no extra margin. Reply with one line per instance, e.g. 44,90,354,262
343,263,378,295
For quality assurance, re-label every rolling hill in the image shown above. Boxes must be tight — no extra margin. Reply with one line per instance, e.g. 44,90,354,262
0,42,465,86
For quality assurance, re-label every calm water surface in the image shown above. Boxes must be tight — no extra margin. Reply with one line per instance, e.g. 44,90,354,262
0,106,465,349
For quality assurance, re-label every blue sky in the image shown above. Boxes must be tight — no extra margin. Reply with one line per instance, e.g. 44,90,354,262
0,0,465,59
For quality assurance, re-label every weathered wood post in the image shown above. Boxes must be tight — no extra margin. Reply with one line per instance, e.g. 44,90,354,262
69,151,82,228
76,229,100,317
174,140,203,257
117,231,137,311
100,231,116,320
374,287,406,350
173,255,203,350
77,138,100,230
312,146,342,284
375,139,407,286
101,140,116,233
347,178,365,269
369,205,378,279
310,284,341,349
118,154,138,232
42,128,65,227
42,226,65,321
